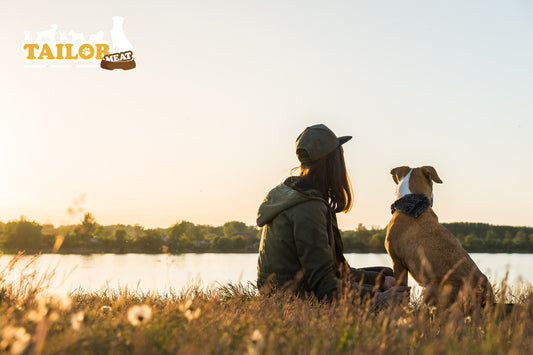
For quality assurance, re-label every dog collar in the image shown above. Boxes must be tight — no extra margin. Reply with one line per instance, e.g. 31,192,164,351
390,194,432,218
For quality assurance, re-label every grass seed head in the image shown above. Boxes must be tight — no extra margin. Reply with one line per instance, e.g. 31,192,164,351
184,308,201,322
178,299,193,313
0,326,31,355
71,311,85,331
127,305,152,326
247,329,265,355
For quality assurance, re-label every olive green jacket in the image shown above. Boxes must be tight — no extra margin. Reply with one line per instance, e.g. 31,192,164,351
256,177,381,300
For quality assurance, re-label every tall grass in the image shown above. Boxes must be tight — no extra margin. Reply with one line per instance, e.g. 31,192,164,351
0,254,532,354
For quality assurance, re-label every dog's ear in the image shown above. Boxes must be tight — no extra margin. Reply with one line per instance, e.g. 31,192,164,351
390,166,411,184
421,166,443,184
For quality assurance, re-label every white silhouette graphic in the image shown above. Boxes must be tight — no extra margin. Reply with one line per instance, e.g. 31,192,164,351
111,16,133,52
68,30,85,44
22,16,134,69
89,30,104,43
36,24,58,43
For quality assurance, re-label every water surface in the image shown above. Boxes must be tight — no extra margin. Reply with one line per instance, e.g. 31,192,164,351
1,253,530,294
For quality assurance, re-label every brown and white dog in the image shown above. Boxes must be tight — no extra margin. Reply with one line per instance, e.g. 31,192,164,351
385,166,494,307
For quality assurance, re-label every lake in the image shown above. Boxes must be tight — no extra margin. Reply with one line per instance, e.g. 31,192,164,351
1,253,531,296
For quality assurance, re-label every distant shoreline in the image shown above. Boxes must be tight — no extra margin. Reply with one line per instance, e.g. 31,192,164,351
2,217,532,255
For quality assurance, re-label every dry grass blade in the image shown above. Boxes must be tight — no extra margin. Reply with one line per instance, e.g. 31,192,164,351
0,256,533,354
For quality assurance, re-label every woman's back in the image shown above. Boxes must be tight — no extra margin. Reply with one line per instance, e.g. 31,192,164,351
256,176,341,299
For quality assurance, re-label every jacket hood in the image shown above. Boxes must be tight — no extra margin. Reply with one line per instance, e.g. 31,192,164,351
256,176,326,227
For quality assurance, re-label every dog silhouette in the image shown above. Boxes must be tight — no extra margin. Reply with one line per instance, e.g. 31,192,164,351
24,32,32,42
89,30,105,43
111,16,133,52
69,30,85,44
59,32,68,42
36,24,58,43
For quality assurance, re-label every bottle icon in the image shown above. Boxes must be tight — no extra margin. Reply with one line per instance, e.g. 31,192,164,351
111,16,133,52
101,16,136,70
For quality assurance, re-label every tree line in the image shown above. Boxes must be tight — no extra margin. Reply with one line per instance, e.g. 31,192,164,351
0,214,532,254
342,223,533,253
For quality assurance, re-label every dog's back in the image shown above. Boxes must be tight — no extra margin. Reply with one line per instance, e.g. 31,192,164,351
386,207,494,305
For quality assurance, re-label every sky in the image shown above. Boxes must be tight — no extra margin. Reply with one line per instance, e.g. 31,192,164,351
1,0,532,230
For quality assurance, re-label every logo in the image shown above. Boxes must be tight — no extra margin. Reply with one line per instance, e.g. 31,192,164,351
21,16,136,70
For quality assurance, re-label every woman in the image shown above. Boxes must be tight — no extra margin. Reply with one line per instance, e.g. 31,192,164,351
256,124,409,304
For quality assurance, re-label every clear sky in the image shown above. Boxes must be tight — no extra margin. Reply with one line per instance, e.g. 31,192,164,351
1,0,532,230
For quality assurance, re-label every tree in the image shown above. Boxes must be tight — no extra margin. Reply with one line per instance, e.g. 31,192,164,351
513,231,528,248
81,213,98,236
135,229,164,252
168,221,194,243
4,217,43,252
67,212,100,249
485,229,499,248
113,228,129,252
463,233,484,251
369,232,386,252
230,235,246,250
503,231,514,251
168,221,198,252
355,224,372,244
223,221,247,238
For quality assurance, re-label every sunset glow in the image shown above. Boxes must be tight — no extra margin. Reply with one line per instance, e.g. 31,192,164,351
1,0,532,230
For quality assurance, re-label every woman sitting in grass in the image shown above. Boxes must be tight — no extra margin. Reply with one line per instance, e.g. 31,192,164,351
256,124,409,305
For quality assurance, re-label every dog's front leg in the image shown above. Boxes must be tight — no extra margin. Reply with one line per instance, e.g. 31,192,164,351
393,261,409,287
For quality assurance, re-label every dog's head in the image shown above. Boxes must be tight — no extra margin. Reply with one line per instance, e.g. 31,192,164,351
390,165,443,201
112,16,125,24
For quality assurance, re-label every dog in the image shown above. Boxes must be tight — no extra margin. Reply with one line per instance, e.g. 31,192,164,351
36,24,58,43
89,30,105,43
69,30,85,44
111,16,133,52
385,165,494,308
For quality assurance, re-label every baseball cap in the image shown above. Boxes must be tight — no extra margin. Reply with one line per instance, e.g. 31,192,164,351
295,124,352,163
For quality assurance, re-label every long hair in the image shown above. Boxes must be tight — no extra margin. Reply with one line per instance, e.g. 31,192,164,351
296,146,354,213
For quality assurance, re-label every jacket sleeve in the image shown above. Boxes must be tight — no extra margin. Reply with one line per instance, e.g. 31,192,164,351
349,269,384,288
289,200,339,300
289,200,378,300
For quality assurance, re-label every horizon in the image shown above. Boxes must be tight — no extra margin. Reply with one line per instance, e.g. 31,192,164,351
2,215,532,231
2,1,532,231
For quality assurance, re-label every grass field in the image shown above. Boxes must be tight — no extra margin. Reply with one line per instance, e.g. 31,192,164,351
0,254,532,354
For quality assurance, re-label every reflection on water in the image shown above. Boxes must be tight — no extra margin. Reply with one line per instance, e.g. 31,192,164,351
0,253,531,293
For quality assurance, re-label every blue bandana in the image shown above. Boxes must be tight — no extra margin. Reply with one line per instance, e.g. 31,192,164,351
390,194,431,218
